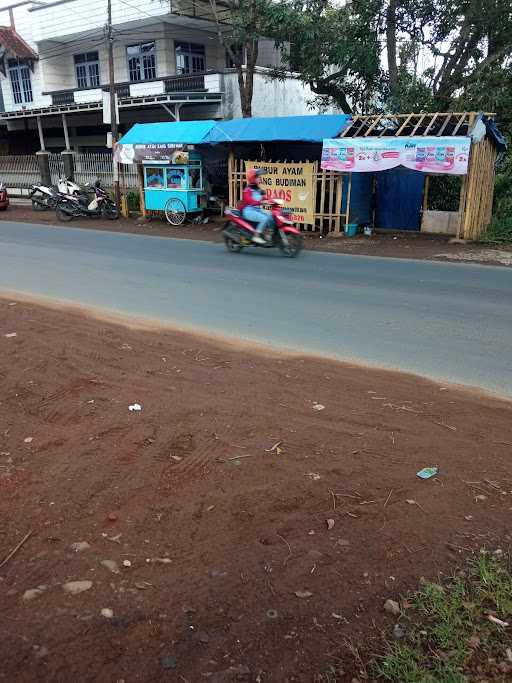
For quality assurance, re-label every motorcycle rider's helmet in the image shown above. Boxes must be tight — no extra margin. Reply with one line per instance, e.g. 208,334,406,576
246,168,265,184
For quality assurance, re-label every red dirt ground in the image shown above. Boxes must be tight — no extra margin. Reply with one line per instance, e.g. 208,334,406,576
1,298,512,682
5,203,512,265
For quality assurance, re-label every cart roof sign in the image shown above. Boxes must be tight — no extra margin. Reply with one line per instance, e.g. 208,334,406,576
115,143,191,164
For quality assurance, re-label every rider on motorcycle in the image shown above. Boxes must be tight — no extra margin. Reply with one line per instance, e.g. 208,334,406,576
240,168,272,245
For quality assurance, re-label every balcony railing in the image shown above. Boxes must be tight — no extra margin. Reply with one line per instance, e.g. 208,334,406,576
51,91,76,106
115,84,131,99
165,74,206,92
48,73,212,107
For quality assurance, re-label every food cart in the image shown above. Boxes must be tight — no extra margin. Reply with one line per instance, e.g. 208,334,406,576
142,150,205,225
114,120,216,226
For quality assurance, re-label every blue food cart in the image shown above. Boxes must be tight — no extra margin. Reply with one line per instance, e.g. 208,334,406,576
143,150,205,225
115,120,216,225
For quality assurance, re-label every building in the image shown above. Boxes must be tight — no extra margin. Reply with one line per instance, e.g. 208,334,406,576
0,0,331,153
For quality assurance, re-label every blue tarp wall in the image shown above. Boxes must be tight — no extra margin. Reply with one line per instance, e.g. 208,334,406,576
375,168,425,230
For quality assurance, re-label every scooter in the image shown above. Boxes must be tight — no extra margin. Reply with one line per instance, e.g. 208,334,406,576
223,199,303,257
30,183,59,211
55,180,119,221
30,177,87,211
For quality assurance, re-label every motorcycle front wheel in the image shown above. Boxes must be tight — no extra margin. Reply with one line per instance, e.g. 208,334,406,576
101,202,119,220
279,233,303,258
55,204,74,222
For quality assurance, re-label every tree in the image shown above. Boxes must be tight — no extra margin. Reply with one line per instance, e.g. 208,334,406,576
209,0,281,117
274,0,383,114
380,0,512,116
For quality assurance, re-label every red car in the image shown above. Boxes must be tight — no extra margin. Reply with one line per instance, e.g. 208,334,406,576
0,184,9,211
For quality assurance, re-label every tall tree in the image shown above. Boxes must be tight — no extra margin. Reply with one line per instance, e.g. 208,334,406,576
209,0,278,117
274,0,383,113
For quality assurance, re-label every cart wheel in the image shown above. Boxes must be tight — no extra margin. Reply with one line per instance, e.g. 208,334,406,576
164,197,186,226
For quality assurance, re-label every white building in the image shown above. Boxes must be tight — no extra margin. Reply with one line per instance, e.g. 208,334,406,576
0,0,327,152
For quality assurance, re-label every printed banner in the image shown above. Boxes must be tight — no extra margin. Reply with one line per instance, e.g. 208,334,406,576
114,143,190,164
321,136,471,175
245,161,315,224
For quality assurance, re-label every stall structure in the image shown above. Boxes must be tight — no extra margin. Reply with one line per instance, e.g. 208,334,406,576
116,114,358,232
322,112,504,240
115,120,215,225
115,112,504,238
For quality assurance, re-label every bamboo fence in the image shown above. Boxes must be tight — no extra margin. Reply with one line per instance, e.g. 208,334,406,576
228,154,351,233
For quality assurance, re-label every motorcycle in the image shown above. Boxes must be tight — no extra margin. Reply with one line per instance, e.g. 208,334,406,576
30,177,86,211
55,180,119,221
30,183,59,211
223,199,303,258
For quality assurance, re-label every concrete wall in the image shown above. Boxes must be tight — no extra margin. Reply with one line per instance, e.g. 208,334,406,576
421,210,459,235
222,69,339,119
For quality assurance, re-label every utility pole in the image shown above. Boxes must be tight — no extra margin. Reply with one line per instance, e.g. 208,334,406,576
107,0,120,209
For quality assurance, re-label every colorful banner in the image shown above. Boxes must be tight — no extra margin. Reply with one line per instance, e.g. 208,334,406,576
114,143,189,164
321,136,471,175
245,161,315,224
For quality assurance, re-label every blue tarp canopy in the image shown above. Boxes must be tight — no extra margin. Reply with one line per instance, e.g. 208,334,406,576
206,114,351,143
118,120,217,145
117,115,351,146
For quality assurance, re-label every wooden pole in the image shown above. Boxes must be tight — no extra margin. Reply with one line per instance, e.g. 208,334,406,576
228,149,235,207
421,175,430,233
137,163,146,219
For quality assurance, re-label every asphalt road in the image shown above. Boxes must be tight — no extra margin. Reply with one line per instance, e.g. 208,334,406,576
1,220,512,395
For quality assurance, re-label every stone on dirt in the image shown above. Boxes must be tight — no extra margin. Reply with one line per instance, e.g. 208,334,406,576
384,599,400,616
62,580,93,595
70,541,91,553
100,559,120,574
101,608,114,619
22,586,47,602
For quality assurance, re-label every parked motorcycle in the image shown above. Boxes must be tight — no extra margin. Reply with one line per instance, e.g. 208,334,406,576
30,177,87,211
223,199,303,257
30,183,59,211
55,181,119,221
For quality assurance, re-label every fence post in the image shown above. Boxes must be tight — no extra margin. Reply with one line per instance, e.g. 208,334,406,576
36,151,51,187
62,150,75,181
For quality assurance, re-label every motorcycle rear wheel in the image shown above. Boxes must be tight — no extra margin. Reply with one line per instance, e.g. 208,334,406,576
279,234,303,258
55,204,74,222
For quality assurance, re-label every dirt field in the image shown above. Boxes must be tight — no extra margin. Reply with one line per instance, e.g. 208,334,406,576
1,298,512,682
5,203,512,266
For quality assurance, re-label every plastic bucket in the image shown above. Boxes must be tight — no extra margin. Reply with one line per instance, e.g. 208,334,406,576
344,223,358,237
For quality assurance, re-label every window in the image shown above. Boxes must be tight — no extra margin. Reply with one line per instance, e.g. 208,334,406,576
145,167,164,188
8,59,33,105
127,42,156,82
74,51,100,89
175,42,205,75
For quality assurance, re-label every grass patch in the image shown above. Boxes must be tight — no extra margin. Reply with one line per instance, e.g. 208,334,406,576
378,551,512,682
481,215,512,244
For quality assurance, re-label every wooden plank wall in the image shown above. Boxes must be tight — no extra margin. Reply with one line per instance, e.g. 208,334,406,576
228,154,351,233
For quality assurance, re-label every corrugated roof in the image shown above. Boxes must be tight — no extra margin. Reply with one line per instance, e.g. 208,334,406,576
0,26,37,61
118,120,217,145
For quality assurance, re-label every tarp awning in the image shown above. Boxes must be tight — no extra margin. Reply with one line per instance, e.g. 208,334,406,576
117,115,351,148
119,120,217,146
207,114,351,143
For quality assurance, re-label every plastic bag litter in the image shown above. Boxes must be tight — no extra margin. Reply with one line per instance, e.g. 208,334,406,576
416,466,439,479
